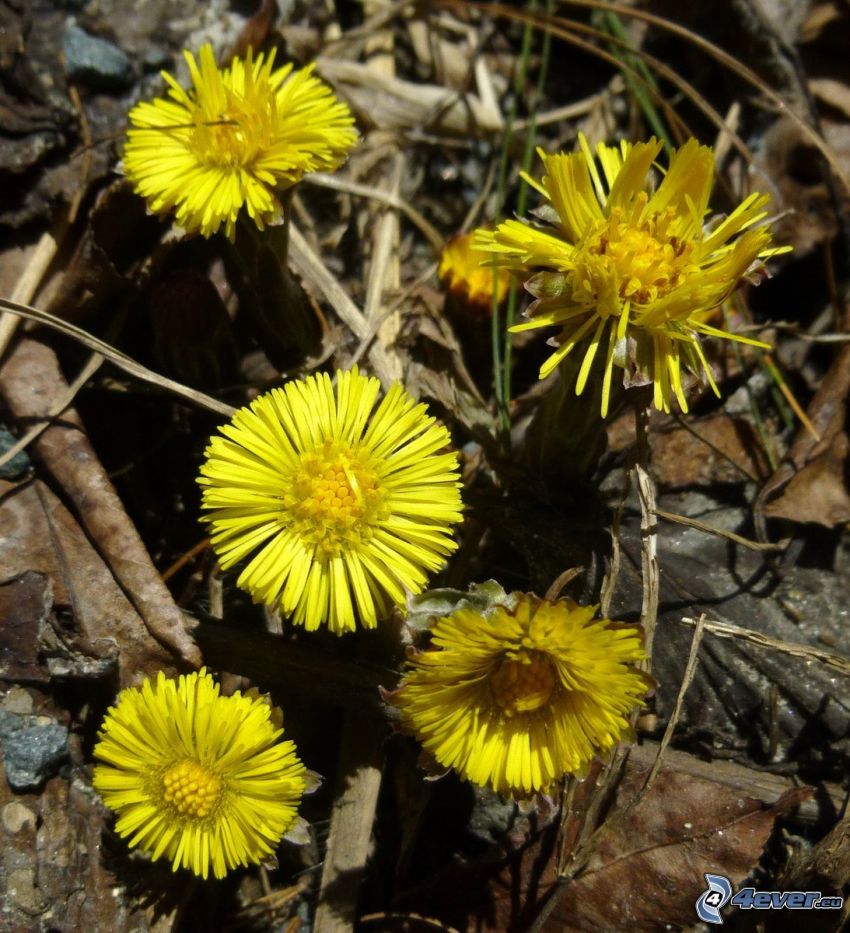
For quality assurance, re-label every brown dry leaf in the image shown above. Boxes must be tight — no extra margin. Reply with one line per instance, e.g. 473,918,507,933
0,570,52,683
760,344,850,526
542,771,809,932
651,415,770,486
0,338,200,667
0,480,173,684
229,0,277,61
762,432,850,526
397,749,810,931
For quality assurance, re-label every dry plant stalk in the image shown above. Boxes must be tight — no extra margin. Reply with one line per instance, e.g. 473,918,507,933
653,509,790,552
314,710,387,932
0,215,69,357
679,615,850,676
642,614,705,791
634,404,660,662
288,224,397,386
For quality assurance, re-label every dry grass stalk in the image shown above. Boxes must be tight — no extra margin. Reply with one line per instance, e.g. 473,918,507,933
0,297,236,418
679,616,850,676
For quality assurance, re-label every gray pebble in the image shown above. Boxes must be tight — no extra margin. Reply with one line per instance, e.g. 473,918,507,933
467,786,516,845
0,427,30,480
141,46,173,73
0,712,69,792
62,20,133,92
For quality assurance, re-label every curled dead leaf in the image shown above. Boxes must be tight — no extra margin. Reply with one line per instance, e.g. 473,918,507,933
759,344,850,527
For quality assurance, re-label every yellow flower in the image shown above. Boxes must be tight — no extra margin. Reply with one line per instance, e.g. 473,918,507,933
392,593,648,797
93,669,306,880
123,43,357,239
198,368,464,634
438,231,512,313
474,136,788,415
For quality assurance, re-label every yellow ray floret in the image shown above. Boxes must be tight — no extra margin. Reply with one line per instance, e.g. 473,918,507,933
123,43,358,239
392,593,649,797
198,368,464,634
93,669,306,880
473,136,790,416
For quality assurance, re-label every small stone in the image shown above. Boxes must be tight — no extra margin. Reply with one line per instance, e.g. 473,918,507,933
1,687,34,716
0,710,24,740
468,786,516,845
277,0,297,20
0,712,69,792
2,800,36,834
141,46,172,73
6,868,44,913
0,427,31,480
62,20,133,92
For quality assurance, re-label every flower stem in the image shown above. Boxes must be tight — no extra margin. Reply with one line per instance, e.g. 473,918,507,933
229,212,319,370
277,187,295,270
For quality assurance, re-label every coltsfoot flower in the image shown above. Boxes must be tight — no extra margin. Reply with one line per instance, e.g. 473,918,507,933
439,231,512,313
123,43,357,238
198,368,463,634
93,669,306,880
391,593,649,797
474,136,788,415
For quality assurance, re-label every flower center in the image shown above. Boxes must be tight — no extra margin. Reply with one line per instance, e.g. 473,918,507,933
490,650,556,715
191,89,273,169
162,759,222,819
570,199,696,312
286,440,387,558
